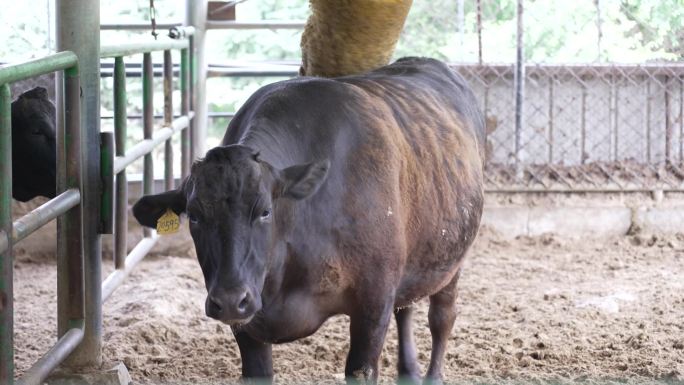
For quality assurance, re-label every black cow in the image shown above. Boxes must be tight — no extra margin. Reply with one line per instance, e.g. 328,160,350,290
11,87,56,201
133,57,485,384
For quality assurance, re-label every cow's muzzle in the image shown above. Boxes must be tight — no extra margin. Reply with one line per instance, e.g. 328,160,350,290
205,285,261,325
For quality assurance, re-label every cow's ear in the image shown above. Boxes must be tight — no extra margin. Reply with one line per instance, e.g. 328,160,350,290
20,87,49,100
133,189,186,228
277,159,330,200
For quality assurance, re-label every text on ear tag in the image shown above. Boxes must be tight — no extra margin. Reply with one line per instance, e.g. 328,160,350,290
156,209,180,235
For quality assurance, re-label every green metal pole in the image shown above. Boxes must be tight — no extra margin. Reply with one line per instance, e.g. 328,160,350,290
0,52,78,85
0,83,14,384
143,53,154,238
114,57,127,269
180,48,190,179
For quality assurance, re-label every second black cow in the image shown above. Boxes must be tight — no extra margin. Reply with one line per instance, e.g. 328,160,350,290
11,86,57,202
134,57,485,383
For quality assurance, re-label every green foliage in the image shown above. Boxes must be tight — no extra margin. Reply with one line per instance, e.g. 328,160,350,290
618,0,684,59
0,0,51,62
395,0,459,61
5,1,682,65
205,0,308,63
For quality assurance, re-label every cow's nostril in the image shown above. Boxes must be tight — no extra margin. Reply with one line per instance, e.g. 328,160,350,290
207,296,222,317
237,292,250,313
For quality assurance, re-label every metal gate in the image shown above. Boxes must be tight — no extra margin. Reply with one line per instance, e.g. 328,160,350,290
0,1,199,383
0,52,83,385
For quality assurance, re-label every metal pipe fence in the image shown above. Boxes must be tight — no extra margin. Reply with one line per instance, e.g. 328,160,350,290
0,29,194,385
0,52,83,385
99,39,194,302
101,21,306,31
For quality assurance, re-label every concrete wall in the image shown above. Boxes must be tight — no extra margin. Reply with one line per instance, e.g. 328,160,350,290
481,193,684,238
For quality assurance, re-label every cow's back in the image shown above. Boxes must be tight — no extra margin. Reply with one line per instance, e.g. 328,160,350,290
341,56,485,152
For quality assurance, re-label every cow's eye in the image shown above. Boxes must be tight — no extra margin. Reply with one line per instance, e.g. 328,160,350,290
187,213,198,224
260,209,271,222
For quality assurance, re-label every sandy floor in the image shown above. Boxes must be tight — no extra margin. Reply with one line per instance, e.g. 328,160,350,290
12,218,684,384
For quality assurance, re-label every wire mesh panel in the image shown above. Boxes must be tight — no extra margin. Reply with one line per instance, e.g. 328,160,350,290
459,64,684,192
452,0,684,192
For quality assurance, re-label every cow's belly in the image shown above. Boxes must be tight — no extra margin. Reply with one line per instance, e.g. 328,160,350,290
394,259,464,307
395,208,481,306
242,289,331,344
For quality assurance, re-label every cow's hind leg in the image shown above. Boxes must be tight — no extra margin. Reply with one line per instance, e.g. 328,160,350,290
233,329,273,381
424,270,461,384
345,297,394,384
395,306,421,383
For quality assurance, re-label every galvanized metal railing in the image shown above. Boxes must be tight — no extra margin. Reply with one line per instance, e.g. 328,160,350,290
101,20,306,31
0,52,84,385
0,30,195,385
99,36,194,302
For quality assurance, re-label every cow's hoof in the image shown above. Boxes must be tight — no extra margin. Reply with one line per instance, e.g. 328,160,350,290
346,366,375,384
422,376,444,385
397,374,421,385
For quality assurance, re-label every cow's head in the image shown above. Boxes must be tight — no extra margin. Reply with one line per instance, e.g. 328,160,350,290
133,145,329,325
11,87,57,202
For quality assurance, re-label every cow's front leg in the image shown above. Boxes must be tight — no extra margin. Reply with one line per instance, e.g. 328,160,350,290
345,297,394,384
233,329,273,381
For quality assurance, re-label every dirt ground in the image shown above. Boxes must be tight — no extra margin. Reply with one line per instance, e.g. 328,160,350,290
11,200,684,384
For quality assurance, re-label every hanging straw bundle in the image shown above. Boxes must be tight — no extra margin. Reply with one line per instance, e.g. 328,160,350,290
300,0,413,77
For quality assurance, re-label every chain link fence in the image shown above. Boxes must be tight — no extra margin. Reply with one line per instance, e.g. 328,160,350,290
460,63,684,192
451,0,684,192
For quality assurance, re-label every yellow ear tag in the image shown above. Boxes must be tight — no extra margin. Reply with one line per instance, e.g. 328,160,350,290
156,209,180,235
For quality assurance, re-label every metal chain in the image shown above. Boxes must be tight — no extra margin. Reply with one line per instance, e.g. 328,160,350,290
149,0,158,40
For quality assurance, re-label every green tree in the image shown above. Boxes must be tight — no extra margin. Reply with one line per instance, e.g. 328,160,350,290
619,0,684,60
